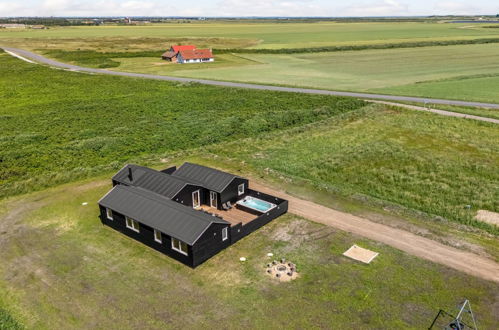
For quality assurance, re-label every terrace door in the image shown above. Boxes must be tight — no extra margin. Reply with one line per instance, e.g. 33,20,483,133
192,190,200,208
210,191,218,209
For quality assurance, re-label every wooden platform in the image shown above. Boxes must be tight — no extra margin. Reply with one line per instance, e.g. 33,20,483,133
198,204,256,226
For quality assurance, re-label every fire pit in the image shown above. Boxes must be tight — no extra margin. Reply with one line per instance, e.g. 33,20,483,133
265,259,298,282
277,265,287,272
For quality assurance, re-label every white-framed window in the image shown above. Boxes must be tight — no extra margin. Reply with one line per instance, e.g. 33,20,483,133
154,229,162,243
171,238,188,256
125,216,140,233
222,227,228,241
238,183,245,196
106,208,113,220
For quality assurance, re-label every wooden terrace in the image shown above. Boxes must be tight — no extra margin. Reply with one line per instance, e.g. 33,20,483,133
198,204,256,226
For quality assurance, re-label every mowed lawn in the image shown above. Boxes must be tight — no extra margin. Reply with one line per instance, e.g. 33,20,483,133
0,180,498,329
0,52,364,198
110,53,258,74
156,43,499,103
2,22,499,49
206,105,499,234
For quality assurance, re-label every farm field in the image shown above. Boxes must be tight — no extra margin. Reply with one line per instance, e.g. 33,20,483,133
2,22,499,49
0,51,364,198
3,21,499,104
0,180,498,329
375,74,499,104
205,105,499,235
137,43,499,103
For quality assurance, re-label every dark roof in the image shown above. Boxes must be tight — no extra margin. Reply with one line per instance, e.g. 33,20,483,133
112,164,194,199
178,49,213,60
172,162,243,193
161,51,177,58
99,185,228,245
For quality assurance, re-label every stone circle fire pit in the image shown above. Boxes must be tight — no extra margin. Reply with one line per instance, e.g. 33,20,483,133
265,258,298,281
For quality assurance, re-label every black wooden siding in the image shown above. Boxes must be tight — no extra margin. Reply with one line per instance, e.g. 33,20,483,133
171,184,203,208
220,177,248,206
99,205,194,267
192,223,231,267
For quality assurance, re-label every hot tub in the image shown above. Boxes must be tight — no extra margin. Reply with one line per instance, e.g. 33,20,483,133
236,196,276,213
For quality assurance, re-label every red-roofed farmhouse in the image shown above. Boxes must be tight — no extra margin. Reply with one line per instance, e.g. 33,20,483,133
161,45,215,63
177,49,214,64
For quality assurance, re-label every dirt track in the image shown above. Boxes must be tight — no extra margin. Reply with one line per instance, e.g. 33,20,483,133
251,182,499,283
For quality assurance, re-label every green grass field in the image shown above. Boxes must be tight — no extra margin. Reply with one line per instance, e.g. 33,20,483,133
0,180,497,329
143,43,499,103
2,22,499,328
205,105,499,234
2,22,499,49
0,51,364,198
3,21,499,104
375,75,499,104
35,42,499,104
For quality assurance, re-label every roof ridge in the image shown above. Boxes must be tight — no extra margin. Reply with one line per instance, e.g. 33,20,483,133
115,185,228,225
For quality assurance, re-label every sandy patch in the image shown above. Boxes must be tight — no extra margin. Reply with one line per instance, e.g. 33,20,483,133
266,259,299,282
476,210,499,227
343,245,379,264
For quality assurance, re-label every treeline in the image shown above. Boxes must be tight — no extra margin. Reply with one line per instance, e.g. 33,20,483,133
0,18,100,26
214,37,499,54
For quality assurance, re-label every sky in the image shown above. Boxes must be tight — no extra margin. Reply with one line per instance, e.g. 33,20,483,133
0,0,498,18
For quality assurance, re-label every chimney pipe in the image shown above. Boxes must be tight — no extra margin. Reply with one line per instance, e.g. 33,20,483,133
128,167,133,181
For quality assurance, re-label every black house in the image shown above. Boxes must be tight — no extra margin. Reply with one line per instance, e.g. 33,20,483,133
98,163,288,267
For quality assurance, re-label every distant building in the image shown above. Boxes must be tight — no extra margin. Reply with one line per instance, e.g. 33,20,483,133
161,45,214,63
0,24,26,29
30,25,47,29
177,49,214,63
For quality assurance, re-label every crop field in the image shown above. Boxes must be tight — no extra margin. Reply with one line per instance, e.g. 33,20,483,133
0,181,498,329
149,43,499,103
206,105,499,235
2,22,499,49
375,74,499,104
0,52,364,198
2,21,499,104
